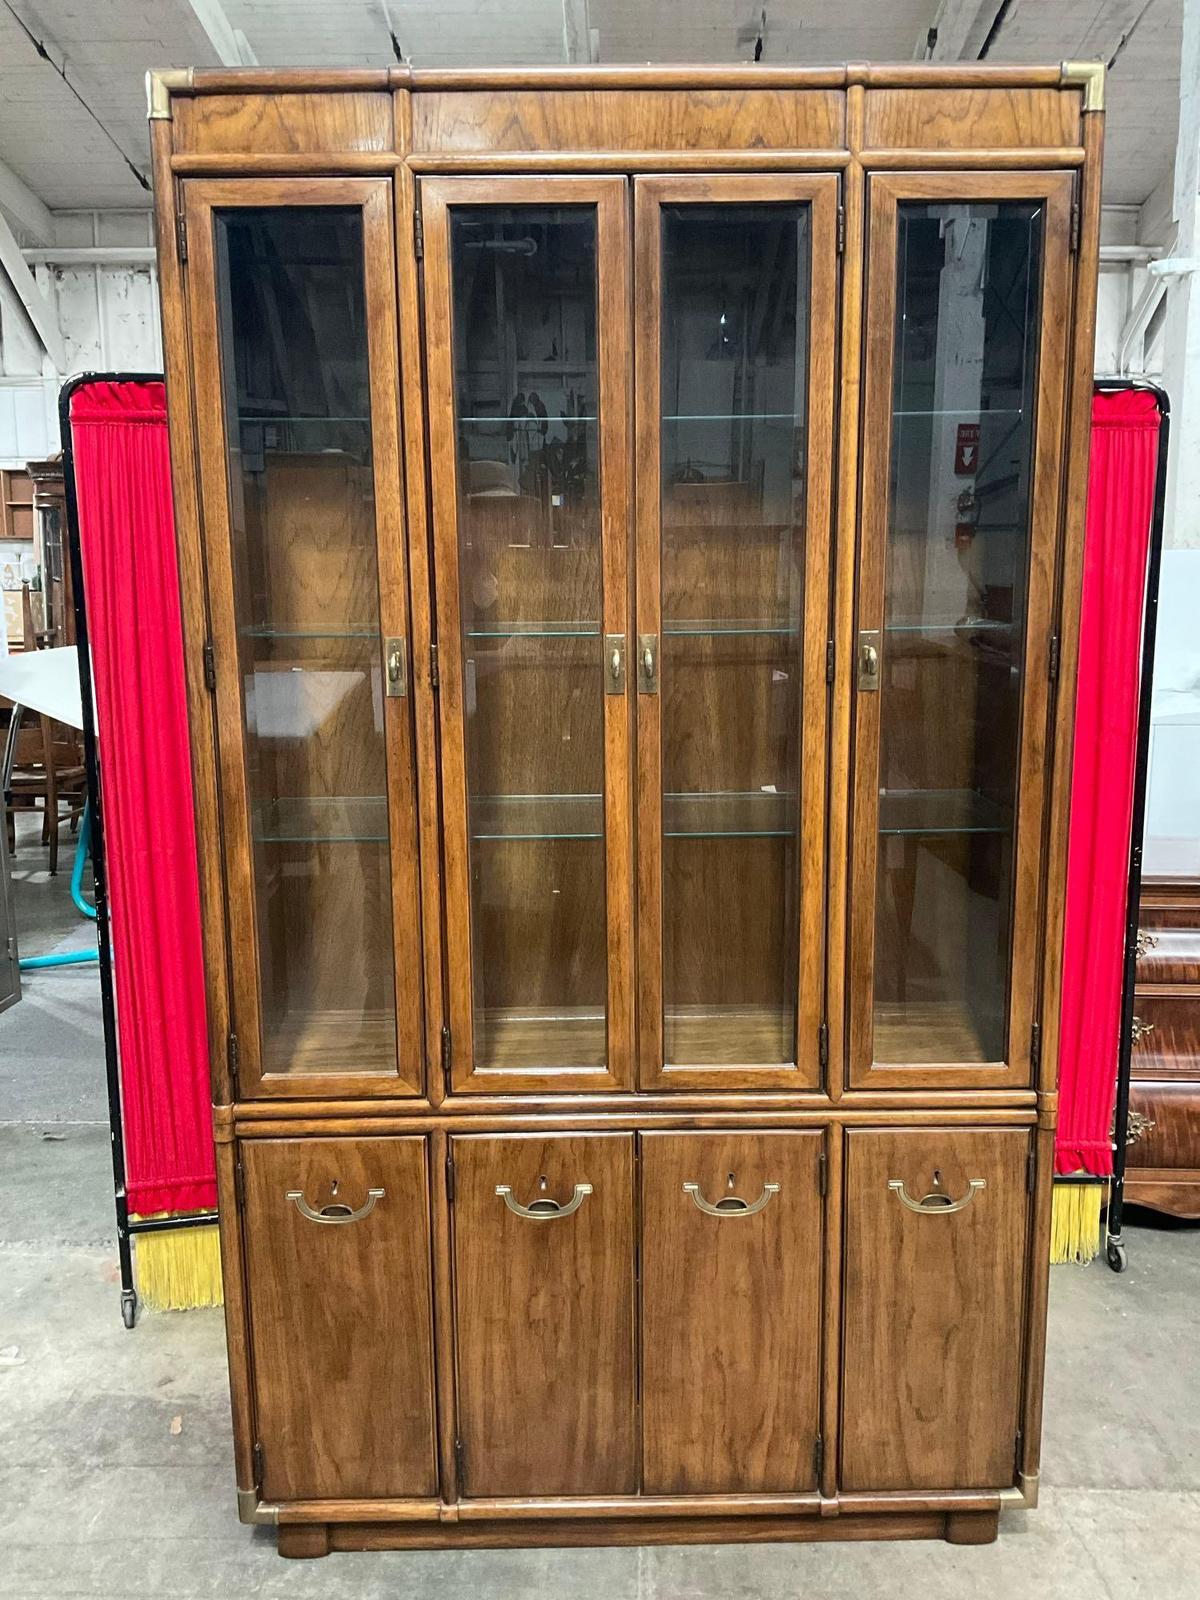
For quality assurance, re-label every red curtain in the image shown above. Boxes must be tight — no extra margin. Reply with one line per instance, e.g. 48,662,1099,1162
1057,388,1162,1175
70,380,214,1216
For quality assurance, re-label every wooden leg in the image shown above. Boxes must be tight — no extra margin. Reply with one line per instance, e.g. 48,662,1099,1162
944,1510,1000,1545
278,1523,330,1559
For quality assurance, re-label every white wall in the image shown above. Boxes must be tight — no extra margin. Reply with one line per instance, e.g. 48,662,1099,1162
0,208,160,467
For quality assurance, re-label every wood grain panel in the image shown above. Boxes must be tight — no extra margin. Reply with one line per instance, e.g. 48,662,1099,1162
841,1127,1030,1491
641,1132,823,1493
174,92,392,155
1130,994,1200,1078
863,89,1079,152
412,90,843,155
1126,1082,1200,1213
241,1136,437,1500
451,1134,636,1496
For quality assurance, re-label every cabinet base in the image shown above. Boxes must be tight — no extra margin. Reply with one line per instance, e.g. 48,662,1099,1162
277,1509,1002,1557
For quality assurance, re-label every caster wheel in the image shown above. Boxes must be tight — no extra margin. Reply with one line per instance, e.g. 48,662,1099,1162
1106,1239,1127,1274
121,1292,137,1329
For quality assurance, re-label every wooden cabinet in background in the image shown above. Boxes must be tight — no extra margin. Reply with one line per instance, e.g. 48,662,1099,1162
152,58,1105,1558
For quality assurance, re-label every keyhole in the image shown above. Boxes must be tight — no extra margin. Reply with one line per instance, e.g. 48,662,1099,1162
331,1178,339,1197
932,1170,942,1191
538,1174,548,1193
727,1172,736,1191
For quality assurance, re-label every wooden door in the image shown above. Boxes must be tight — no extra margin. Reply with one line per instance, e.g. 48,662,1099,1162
633,176,839,1090
185,179,424,1098
641,1131,824,1493
240,1136,437,1501
848,173,1074,1089
421,178,634,1095
450,1133,636,1496
841,1127,1031,1490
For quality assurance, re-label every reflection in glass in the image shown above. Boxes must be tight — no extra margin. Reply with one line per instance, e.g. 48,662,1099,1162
451,207,606,1072
873,202,1043,1063
215,207,396,1076
659,204,810,1066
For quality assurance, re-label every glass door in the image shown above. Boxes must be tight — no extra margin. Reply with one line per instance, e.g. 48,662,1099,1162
849,172,1074,1089
634,176,839,1090
421,177,633,1094
185,178,423,1097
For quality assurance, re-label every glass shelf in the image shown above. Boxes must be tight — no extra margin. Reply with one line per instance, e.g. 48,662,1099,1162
665,618,800,638
237,413,370,424
879,788,1012,837
663,412,800,423
241,626,379,641
458,415,598,425
884,620,1013,636
465,621,600,640
254,795,388,844
891,407,1025,419
468,790,797,841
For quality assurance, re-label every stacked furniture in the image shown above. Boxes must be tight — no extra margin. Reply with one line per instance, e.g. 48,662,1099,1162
148,58,1105,1557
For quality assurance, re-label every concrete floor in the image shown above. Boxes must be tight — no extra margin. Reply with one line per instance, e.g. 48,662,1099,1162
2,814,1199,1598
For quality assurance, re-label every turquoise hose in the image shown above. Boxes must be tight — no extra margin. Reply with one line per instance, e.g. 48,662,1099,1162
18,799,99,971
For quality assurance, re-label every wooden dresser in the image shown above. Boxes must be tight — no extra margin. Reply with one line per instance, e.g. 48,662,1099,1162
147,59,1104,1557
1126,880,1200,1217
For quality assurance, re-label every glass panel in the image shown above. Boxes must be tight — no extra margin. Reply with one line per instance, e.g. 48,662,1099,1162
450,206,606,1072
215,207,395,1077
659,204,810,1067
873,201,1043,1064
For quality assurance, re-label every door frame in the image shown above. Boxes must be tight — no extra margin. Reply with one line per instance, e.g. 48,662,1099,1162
632,173,839,1092
185,176,424,1098
846,170,1075,1091
419,175,635,1096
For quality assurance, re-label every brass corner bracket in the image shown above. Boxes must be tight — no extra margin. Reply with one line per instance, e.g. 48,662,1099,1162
146,67,194,120
237,1487,279,1525
1061,59,1106,113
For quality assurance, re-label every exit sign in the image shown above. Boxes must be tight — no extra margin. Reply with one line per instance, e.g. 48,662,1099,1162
954,422,980,475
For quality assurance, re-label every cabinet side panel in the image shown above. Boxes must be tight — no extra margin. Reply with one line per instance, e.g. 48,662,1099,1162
173,92,393,155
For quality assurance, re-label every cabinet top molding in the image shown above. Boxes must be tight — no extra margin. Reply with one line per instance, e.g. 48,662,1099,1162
147,60,1104,117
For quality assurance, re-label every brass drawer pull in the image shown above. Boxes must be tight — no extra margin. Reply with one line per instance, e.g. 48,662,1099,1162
286,1188,384,1225
888,1177,986,1214
496,1182,592,1219
683,1180,780,1217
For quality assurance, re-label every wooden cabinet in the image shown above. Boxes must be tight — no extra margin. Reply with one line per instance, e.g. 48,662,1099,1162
450,1134,637,1496
240,1136,437,1501
640,1132,824,1494
154,59,1103,1556
841,1128,1031,1490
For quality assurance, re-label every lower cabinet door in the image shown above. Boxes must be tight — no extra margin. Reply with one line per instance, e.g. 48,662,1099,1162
640,1131,825,1494
451,1133,637,1497
841,1127,1031,1491
241,1136,437,1501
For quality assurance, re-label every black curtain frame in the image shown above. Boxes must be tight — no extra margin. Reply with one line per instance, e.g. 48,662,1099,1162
60,372,218,1331
1089,377,1170,1274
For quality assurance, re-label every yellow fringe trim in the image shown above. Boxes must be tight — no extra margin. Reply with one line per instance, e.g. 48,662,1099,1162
133,1215,224,1311
1050,1179,1107,1265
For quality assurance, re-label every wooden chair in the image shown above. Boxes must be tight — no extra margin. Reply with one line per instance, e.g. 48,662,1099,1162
4,704,86,875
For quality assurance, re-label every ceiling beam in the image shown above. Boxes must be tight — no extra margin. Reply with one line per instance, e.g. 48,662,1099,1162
920,1,999,61
0,211,66,372
0,155,53,247
186,0,258,66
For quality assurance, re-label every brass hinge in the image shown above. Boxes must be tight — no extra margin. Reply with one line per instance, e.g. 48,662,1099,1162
825,639,835,684
234,1160,246,1209
445,1148,455,1204
441,1022,452,1085
818,1019,829,1069
227,1031,240,1092
454,1436,466,1489
175,212,187,262
1048,634,1060,682
202,639,216,693
836,205,845,254
1027,1147,1036,1193
5,936,16,963
413,203,424,261
817,1151,828,1197
253,1441,264,1489
1069,190,1081,253
1030,1021,1041,1072
814,1434,825,1480
430,641,440,690
1014,1428,1024,1473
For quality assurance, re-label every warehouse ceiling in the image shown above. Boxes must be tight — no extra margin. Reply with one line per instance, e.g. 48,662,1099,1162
0,0,1185,221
